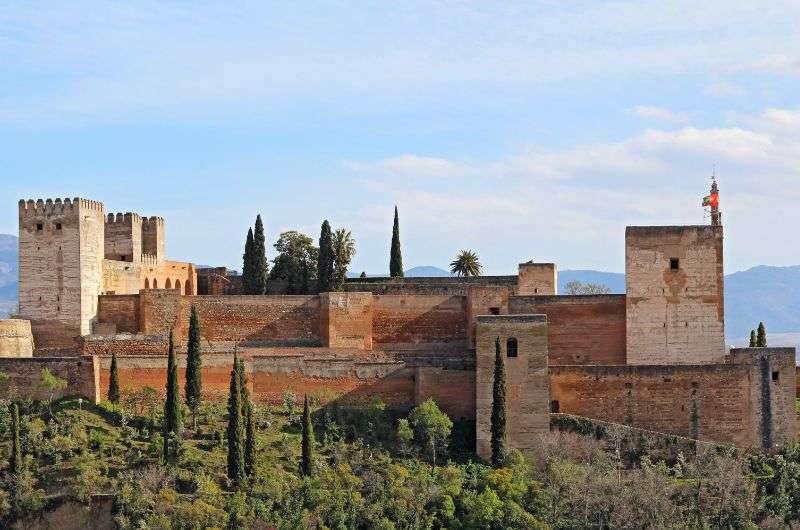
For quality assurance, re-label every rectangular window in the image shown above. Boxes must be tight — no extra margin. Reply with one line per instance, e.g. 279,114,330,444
670,258,680,270
772,371,779,382
489,307,500,315
36,223,43,231
55,223,62,230
550,400,560,413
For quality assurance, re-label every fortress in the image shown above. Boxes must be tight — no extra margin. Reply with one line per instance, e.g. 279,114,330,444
1,184,796,458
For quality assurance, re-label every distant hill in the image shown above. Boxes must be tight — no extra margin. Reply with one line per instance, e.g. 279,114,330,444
405,266,452,277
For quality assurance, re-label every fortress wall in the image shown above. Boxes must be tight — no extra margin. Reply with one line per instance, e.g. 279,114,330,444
415,366,475,419
517,263,557,295
97,295,140,333
509,295,626,365
78,334,166,355
0,356,98,402
320,292,373,349
550,350,796,449
0,319,34,357
102,260,142,295
344,276,518,296
372,295,467,347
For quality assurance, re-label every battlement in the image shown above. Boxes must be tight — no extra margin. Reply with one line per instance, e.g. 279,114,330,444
141,216,165,228
106,212,143,225
19,197,105,217
141,253,160,266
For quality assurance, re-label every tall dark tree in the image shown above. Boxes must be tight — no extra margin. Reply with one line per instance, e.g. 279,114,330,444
301,394,314,476
490,337,507,468
9,402,22,475
238,358,256,478
317,220,335,292
226,353,246,488
108,351,120,404
252,214,269,294
241,227,255,294
757,322,768,347
749,330,757,348
269,231,319,294
389,206,404,278
185,305,202,430
163,330,182,463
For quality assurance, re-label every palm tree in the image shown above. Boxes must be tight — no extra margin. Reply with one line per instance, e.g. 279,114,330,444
332,228,356,290
450,250,482,277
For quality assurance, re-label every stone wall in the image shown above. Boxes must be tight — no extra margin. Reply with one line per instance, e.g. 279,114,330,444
466,286,509,349
372,295,466,347
0,319,34,357
517,263,557,295
104,212,142,262
320,292,373,349
475,315,549,460
78,334,167,356
97,294,140,333
626,226,725,364
344,275,518,296
101,259,142,295
415,366,475,419
550,347,796,449
509,295,626,365
0,356,98,402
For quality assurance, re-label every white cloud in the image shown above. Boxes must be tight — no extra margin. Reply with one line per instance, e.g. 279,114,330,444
630,105,690,124
345,155,467,179
704,82,746,97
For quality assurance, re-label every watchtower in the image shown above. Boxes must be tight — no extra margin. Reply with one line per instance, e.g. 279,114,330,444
105,212,143,262
141,216,165,263
18,198,106,343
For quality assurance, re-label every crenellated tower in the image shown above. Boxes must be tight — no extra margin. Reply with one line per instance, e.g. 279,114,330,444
105,212,143,262
141,216,165,263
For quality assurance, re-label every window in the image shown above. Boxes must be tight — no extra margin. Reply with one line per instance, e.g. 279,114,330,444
550,400,560,413
489,307,500,315
772,371,780,382
36,223,43,231
670,258,680,270
506,338,518,358
55,223,62,230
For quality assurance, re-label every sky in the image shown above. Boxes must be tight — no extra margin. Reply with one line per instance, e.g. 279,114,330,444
1,1,799,274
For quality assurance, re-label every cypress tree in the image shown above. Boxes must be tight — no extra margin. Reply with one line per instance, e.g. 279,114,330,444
238,358,256,478
490,337,507,468
389,206,403,278
108,351,120,404
301,394,314,476
757,322,767,347
749,330,757,348
226,354,246,488
163,330,182,463
252,214,269,294
185,305,202,431
242,227,254,294
317,220,334,292
9,402,22,475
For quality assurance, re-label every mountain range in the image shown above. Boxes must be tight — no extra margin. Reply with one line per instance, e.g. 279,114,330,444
0,235,797,348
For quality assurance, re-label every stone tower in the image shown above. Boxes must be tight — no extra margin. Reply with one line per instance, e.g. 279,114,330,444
141,216,165,263
18,198,106,345
104,212,143,263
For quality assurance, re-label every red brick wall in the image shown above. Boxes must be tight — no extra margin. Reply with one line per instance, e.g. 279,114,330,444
0,356,98,402
509,295,626,365
97,295,140,333
550,364,758,447
372,295,466,346
415,367,475,419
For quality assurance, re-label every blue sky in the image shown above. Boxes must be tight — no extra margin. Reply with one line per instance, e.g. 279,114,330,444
1,1,799,274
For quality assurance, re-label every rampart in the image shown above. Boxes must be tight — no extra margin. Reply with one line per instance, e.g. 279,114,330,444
343,275,518,296
0,319,34,357
0,356,98,402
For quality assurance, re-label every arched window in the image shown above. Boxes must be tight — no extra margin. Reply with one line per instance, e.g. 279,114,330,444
144,278,150,289
165,278,172,289
153,279,158,289
506,338,518,358
175,280,181,292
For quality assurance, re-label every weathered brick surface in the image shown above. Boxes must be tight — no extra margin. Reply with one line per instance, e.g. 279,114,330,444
476,315,549,460
517,263,557,295
78,334,167,355
320,292,373,349
373,295,466,346
509,295,626,365
415,367,475,419
344,276,519,296
550,347,796,449
466,286,509,349
626,226,725,364
97,295,140,333
0,356,98,402
0,319,34,357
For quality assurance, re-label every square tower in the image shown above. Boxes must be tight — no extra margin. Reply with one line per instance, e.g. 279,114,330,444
104,212,143,262
517,262,557,295
475,314,549,460
625,225,725,364
18,198,106,342
141,216,165,263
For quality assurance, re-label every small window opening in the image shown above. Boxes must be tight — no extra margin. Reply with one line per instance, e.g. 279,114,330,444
489,307,500,315
534,288,539,294
55,223,62,230
506,338,518,358
550,400,560,413
772,371,779,382
670,258,680,270
36,223,43,231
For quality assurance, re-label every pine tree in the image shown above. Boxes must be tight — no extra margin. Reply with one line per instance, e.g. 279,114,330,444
317,220,334,292
390,206,403,278
749,330,757,348
185,305,202,431
490,337,507,468
757,322,767,347
242,227,254,294
252,214,269,294
163,330,182,463
108,351,120,404
238,358,256,478
9,402,22,475
301,394,314,476
226,354,246,488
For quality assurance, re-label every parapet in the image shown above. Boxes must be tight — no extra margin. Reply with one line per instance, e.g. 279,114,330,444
19,197,105,217
106,212,143,225
141,216,165,228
